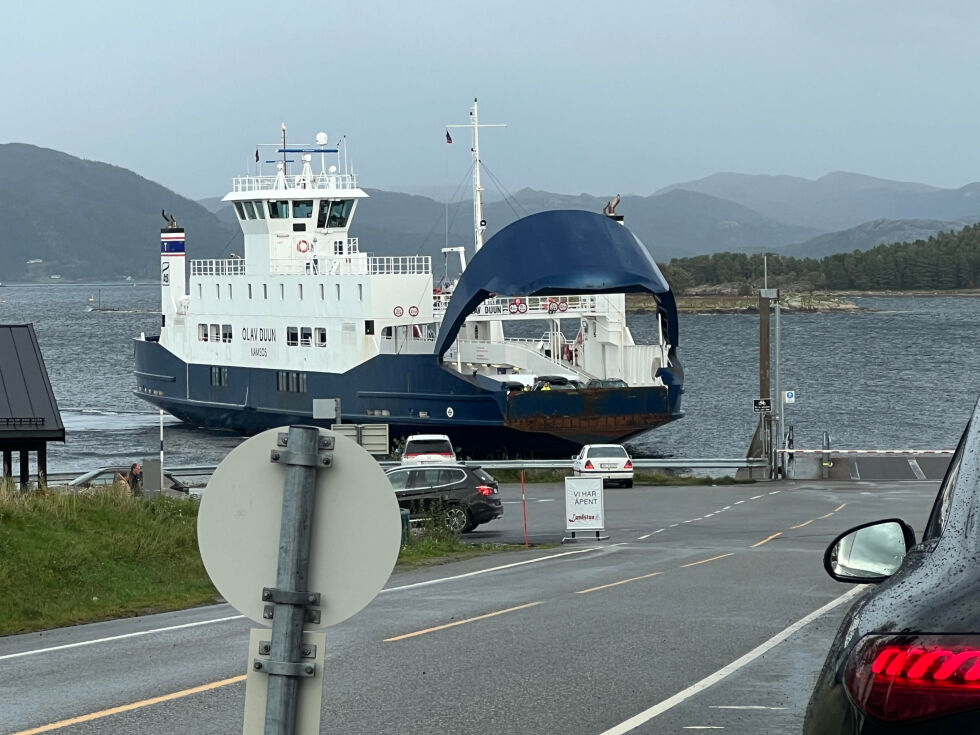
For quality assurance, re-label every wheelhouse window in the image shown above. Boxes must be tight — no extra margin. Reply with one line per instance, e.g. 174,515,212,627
326,199,354,228
242,201,256,219
233,201,246,220
293,200,313,218
268,200,290,219
317,200,330,228
253,201,266,219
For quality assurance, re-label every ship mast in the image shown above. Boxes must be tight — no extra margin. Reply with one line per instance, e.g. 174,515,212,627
448,98,505,254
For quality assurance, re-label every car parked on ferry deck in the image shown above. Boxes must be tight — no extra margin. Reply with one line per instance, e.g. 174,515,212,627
571,444,634,487
804,396,980,733
385,464,502,533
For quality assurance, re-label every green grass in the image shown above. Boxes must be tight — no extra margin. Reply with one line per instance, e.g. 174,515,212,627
0,482,218,635
0,483,526,635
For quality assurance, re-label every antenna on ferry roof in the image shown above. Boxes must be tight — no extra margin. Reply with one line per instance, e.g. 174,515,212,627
281,123,287,174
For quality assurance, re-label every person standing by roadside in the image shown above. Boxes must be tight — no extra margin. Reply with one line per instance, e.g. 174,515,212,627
115,463,143,495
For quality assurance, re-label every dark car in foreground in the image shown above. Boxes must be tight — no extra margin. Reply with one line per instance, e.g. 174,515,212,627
385,464,503,533
804,398,980,733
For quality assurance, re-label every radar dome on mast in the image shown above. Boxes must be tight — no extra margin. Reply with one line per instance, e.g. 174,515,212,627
316,132,328,145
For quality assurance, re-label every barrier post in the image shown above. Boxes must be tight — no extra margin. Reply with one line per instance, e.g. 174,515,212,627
521,470,529,548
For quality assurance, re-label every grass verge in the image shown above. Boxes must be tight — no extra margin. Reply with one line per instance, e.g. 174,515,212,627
0,482,218,636
0,483,524,635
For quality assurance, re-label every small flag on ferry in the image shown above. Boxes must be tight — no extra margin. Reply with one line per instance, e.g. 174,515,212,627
255,149,260,162
445,130,453,144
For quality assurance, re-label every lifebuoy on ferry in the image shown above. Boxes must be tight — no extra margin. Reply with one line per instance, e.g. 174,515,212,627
296,239,310,253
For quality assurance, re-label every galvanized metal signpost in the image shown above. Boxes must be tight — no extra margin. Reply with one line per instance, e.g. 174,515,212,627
199,425,401,735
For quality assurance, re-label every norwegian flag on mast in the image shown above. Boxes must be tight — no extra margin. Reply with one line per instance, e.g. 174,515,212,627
445,130,453,144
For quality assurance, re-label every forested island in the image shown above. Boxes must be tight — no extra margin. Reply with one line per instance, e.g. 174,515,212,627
658,223,980,293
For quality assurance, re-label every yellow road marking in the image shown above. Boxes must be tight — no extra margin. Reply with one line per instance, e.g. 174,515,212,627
679,553,734,568
789,519,814,529
384,601,543,642
834,503,846,512
817,512,834,519
577,571,664,594
10,675,247,734
751,532,783,548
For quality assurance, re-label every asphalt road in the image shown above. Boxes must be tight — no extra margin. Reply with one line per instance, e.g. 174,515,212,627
0,478,940,734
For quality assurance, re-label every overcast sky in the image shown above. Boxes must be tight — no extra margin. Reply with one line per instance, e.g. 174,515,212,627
2,1,978,201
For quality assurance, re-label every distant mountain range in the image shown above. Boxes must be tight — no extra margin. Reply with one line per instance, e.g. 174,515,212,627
0,144,239,281
3,143,980,282
657,171,980,231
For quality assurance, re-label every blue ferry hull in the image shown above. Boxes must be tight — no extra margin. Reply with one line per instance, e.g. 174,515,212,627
134,338,683,457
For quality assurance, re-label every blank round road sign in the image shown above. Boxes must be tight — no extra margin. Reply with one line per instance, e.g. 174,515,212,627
198,427,400,629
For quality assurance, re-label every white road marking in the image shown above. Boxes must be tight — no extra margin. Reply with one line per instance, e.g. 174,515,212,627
3,549,605,662
722,506,732,510
750,495,764,500
769,490,781,495
709,706,787,710
669,523,679,527
734,500,744,505
0,615,246,662
597,586,865,734
636,529,665,540
383,547,604,592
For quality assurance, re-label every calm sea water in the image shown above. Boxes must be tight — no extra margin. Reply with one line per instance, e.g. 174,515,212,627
1,283,976,472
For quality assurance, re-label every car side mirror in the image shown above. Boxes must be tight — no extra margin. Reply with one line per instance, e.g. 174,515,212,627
823,518,916,584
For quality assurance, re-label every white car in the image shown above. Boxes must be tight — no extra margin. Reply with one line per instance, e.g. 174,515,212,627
400,434,458,465
572,444,634,487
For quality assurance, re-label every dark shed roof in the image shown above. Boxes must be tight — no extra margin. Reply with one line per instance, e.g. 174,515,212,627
0,324,65,443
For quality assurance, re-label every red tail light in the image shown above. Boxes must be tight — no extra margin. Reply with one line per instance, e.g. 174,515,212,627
624,459,633,469
584,460,594,469
475,485,494,496
845,634,980,722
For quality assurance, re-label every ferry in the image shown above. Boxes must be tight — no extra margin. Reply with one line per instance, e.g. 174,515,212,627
133,102,684,455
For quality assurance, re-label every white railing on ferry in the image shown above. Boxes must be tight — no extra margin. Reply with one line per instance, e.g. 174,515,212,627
433,293,610,314
368,256,430,275
231,173,358,192
190,259,246,276
269,255,431,277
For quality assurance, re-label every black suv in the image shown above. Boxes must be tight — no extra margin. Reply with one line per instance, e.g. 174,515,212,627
385,464,503,533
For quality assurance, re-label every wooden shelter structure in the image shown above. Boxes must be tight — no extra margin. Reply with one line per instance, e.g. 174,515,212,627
0,325,65,488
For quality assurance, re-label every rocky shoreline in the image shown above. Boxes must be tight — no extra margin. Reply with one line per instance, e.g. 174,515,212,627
627,291,866,314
